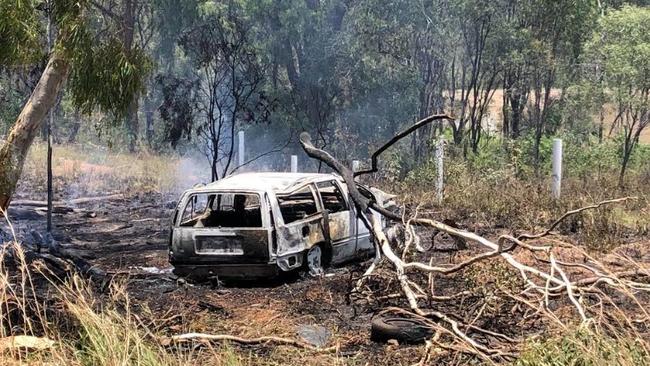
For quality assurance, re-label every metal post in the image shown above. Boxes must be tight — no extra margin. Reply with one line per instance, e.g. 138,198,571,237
352,160,359,182
291,155,298,173
552,138,563,199
436,139,444,204
237,131,245,167
46,0,53,248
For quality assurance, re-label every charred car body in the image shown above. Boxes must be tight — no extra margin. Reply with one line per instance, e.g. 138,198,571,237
169,172,390,279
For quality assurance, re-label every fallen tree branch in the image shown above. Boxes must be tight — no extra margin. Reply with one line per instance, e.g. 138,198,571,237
10,193,125,208
517,196,637,240
299,118,650,361
162,333,336,352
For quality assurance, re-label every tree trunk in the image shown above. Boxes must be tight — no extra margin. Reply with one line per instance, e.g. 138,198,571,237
144,94,154,146
618,154,629,189
0,53,69,211
68,110,81,143
125,97,139,152
510,96,521,138
619,123,644,188
502,80,509,138
122,0,138,152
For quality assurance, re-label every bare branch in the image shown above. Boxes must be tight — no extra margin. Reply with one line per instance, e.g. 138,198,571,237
162,333,336,352
518,196,638,240
354,114,454,177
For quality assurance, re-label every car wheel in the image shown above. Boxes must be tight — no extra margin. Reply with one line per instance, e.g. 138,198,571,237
306,245,324,276
370,316,434,344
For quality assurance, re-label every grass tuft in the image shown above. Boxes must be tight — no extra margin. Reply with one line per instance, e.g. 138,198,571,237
516,326,650,366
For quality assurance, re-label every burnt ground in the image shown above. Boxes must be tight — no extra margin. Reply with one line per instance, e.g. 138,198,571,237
1,192,430,365
4,190,649,365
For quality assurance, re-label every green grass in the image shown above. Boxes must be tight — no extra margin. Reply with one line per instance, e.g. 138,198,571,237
516,326,650,366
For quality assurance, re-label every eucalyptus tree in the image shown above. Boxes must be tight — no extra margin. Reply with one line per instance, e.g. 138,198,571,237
87,0,161,151
521,0,597,170
245,0,348,158
160,2,271,181
587,5,650,187
0,0,150,211
498,0,532,139
448,0,505,154
344,0,451,161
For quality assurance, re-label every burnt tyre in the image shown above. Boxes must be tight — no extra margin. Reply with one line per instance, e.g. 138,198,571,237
370,316,435,344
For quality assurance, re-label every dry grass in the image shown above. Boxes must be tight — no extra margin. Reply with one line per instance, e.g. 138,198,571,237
5,142,650,365
0,222,344,365
0,244,170,364
0,211,250,366
19,143,206,198
516,326,650,366
391,159,650,251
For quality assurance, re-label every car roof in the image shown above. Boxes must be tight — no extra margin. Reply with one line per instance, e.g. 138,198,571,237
188,172,340,193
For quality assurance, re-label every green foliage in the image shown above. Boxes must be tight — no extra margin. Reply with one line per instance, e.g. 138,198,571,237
68,35,152,120
1,0,649,182
516,327,650,366
583,5,650,183
154,0,200,62
0,0,42,65
0,0,152,123
0,0,89,65
563,136,620,178
589,5,650,96
0,76,24,134
157,75,196,147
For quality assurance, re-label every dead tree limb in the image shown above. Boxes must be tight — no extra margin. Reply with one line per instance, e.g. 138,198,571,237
353,114,454,177
10,193,125,208
163,333,336,352
299,117,650,360
517,196,638,240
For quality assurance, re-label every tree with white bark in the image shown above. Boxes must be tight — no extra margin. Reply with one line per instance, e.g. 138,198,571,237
0,0,151,212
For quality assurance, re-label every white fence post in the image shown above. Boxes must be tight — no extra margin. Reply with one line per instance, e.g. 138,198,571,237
238,131,245,167
291,155,298,173
436,138,444,204
552,138,563,199
352,160,360,182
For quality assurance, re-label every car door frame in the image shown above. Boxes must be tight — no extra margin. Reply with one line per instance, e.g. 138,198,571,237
313,179,357,264
271,183,327,259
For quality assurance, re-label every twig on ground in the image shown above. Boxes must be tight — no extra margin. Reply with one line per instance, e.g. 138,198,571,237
162,333,337,352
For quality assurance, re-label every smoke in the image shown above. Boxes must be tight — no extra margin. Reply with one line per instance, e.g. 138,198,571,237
174,155,210,190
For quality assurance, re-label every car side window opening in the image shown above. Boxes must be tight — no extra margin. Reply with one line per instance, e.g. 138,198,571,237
316,181,348,213
277,186,318,224
179,193,262,228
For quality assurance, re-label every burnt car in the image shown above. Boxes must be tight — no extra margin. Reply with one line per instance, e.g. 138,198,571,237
168,172,391,279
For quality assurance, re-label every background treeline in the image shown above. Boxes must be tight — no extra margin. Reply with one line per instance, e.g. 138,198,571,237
1,0,648,185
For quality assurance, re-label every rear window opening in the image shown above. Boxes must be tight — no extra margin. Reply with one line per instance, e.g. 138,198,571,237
180,192,262,228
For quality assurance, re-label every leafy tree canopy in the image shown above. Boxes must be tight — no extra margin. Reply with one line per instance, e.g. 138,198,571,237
0,0,151,120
